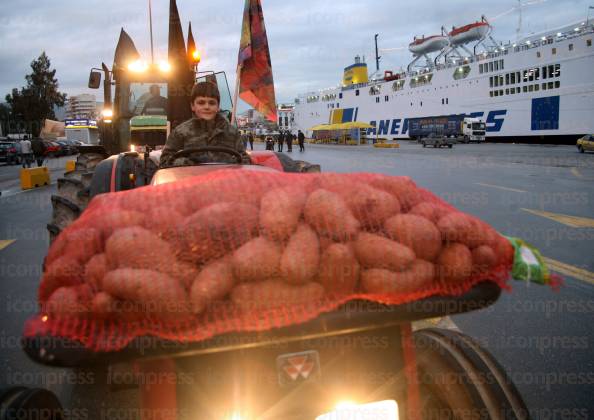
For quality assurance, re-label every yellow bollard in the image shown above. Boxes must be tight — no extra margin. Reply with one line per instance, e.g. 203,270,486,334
20,167,50,190
65,160,76,172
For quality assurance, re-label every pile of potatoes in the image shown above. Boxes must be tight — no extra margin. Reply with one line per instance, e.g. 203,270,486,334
39,172,512,323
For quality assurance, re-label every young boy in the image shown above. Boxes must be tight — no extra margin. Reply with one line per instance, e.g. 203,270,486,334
159,81,248,166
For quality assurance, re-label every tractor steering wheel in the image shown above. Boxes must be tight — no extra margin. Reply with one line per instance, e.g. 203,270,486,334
170,146,243,164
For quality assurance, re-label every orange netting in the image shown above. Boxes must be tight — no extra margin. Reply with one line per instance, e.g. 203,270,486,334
24,170,513,352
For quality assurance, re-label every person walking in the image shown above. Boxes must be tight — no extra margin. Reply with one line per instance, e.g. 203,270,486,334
20,136,33,168
248,132,254,151
286,130,293,152
31,137,46,167
298,130,305,152
277,132,284,152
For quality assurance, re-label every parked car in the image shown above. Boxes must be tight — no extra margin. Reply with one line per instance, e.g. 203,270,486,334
0,141,21,165
419,133,455,148
577,134,594,153
56,140,77,155
43,141,60,157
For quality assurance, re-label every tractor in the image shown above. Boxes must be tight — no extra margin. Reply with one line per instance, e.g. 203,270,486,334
47,59,318,243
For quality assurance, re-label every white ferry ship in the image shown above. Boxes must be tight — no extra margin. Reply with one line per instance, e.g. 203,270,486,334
293,18,594,143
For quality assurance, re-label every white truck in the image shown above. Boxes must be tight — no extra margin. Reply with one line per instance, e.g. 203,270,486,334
409,115,486,143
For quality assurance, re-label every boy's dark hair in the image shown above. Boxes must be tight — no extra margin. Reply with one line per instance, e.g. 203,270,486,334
190,81,220,104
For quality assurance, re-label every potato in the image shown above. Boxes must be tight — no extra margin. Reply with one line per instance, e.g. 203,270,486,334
105,226,176,270
260,187,307,241
44,287,88,316
233,237,282,282
280,224,320,285
85,253,107,289
149,206,185,239
472,245,498,274
102,268,191,321
304,189,360,241
231,280,325,312
436,212,489,248
369,177,421,211
39,256,84,303
317,243,360,294
92,210,147,241
190,258,235,314
361,260,436,294
437,243,473,284
354,233,415,272
489,234,514,266
91,292,145,322
168,262,200,290
346,185,401,230
384,214,442,261
409,202,452,223
177,202,259,263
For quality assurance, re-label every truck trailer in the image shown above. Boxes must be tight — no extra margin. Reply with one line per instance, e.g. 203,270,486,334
408,115,486,143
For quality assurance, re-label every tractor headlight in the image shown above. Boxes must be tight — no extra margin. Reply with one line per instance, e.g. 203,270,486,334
158,61,171,72
128,60,148,72
316,399,399,420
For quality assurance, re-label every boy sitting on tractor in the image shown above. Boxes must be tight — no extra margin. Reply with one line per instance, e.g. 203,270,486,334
160,81,249,166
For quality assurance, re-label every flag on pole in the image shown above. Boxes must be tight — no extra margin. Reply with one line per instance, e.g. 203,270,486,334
237,0,277,122
113,28,140,68
168,0,192,129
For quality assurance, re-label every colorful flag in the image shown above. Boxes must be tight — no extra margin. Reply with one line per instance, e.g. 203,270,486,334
113,28,140,68
237,0,277,122
168,0,192,128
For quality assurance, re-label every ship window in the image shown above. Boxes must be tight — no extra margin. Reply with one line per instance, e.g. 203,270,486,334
356,89,360,96
490,91,494,97
542,83,547,90
453,65,471,80
479,64,484,73
489,62,494,72
548,65,554,77
554,64,561,77
385,95,389,102
494,77,499,87
500,76,504,86
500,89,503,96
517,87,521,93
505,88,509,95
510,88,515,95
552,47,557,55
569,44,574,51
523,86,528,93
587,39,592,47
542,66,547,79
337,103,339,108
376,97,380,103
392,80,405,91
505,74,510,85
537,51,541,58
500,60,504,69
339,93,343,99
510,72,516,84
489,76,494,87
529,85,534,92
494,61,499,71
548,81,554,89
494,90,499,97
535,84,539,91
446,98,449,104
555,80,560,88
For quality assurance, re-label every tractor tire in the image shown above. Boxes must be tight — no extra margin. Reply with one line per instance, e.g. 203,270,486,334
414,328,529,420
47,152,104,244
0,387,64,420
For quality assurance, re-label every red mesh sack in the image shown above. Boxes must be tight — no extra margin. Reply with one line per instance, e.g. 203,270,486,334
25,170,514,351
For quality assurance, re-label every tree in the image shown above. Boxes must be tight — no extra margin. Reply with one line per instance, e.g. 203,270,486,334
5,52,67,136
0,103,10,136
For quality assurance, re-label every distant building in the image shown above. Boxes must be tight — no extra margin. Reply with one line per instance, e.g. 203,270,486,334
66,94,98,120
277,104,295,132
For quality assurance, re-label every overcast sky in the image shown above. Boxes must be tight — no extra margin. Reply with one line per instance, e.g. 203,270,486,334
0,0,591,110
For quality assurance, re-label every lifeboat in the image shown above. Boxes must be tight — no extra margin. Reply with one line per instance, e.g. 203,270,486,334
408,35,449,55
449,21,490,46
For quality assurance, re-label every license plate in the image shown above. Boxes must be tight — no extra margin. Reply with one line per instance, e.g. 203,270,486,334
276,350,321,386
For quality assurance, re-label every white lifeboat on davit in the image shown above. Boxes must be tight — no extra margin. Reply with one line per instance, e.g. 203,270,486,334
449,20,490,46
408,35,449,55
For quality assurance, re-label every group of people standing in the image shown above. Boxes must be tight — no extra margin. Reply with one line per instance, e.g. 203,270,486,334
17,135,46,168
270,130,306,153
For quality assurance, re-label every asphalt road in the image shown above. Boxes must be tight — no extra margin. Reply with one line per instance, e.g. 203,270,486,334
0,142,593,418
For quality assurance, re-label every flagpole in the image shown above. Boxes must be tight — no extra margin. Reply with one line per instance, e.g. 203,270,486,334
148,0,155,64
231,64,242,126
